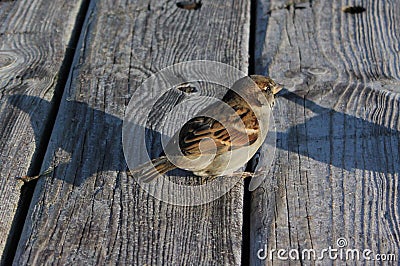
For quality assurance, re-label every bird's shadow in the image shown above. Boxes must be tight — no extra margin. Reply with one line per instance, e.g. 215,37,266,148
7,93,193,186
276,89,399,174
7,89,400,186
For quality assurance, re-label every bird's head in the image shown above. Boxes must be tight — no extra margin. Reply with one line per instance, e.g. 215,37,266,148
250,75,283,96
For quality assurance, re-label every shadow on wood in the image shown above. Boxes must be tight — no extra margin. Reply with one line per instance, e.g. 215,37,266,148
7,94,201,186
277,88,400,174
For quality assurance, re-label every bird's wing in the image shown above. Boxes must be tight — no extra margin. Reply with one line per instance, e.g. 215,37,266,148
179,104,260,157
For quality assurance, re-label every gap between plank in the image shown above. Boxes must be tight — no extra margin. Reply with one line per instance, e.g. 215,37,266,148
241,0,258,265
1,0,92,264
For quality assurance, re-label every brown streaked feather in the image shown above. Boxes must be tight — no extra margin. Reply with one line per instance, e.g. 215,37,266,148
184,133,211,143
193,123,224,135
178,90,260,157
178,81,269,156
214,128,228,138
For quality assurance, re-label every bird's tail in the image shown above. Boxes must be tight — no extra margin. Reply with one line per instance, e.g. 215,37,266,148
130,156,176,183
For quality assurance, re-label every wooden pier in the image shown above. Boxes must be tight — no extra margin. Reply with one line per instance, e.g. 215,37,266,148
0,0,399,264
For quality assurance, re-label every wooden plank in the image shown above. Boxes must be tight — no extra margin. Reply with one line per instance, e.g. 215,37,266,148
14,0,251,264
251,0,400,264
0,0,85,262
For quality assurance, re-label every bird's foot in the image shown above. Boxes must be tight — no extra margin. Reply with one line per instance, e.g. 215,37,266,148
16,175,40,183
16,167,55,183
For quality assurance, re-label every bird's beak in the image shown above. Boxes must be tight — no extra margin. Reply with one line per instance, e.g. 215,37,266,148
272,84,283,95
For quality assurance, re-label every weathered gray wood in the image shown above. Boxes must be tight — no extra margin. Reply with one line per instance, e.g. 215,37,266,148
251,0,400,264
0,0,84,262
14,0,251,264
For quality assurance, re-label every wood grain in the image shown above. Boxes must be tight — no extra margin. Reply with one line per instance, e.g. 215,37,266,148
0,0,84,262
14,0,251,264
251,0,400,264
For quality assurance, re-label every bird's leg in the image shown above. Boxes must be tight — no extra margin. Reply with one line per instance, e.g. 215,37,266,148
224,171,254,179
200,175,216,185
16,167,55,183
199,172,254,185
241,171,254,179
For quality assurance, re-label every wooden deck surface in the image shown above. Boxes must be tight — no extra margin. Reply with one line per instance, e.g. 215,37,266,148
0,0,399,265
0,0,86,263
251,0,400,265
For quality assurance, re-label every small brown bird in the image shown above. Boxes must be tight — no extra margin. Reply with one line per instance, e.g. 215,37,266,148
137,75,282,183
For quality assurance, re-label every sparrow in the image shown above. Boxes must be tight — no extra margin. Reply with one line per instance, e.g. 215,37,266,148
136,75,282,183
